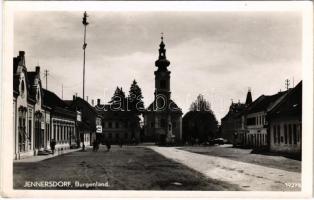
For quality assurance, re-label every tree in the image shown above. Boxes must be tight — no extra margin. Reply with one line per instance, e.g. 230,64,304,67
183,94,218,144
109,87,126,111
189,94,211,112
128,80,144,114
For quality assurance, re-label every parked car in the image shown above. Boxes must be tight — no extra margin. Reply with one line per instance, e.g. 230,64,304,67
209,138,228,145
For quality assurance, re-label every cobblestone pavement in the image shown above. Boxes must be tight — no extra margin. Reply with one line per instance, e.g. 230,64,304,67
149,146,301,191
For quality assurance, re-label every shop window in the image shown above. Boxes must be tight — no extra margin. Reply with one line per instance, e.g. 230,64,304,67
116,122,119,128
277,125,281,144
288,124,292,144
293,124,297,144
284,125,287,144
273,126,276,143
247,117,256,126
18,112,26,152
109,122,112,128
53,125,56,140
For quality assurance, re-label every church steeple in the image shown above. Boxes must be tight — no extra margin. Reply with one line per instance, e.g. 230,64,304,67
155,33,170,70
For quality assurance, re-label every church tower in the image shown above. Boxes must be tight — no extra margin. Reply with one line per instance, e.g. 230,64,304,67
143,34,183,145
154,35,171,110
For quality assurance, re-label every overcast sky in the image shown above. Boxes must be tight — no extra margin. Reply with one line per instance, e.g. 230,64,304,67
14,11,302,122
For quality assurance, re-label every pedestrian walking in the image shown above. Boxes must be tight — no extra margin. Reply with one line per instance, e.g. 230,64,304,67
119,138,123,148
93,140,97,152
50,139,56,154
105,140,111,152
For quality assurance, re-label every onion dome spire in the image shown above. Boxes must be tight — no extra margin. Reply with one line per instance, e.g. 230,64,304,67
155,32,170,69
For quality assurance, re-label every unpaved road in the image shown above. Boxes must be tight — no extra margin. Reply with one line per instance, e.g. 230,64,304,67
149,146,301,191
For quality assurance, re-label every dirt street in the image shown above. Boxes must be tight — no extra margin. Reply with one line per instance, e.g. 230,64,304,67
149,146,301,191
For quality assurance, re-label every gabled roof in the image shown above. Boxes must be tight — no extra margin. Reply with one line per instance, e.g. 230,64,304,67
42,89,68,109
269,81,302,118
94,103,140,122
221,102,246,121
246,91,288,114
66,96,102,118
146,99,182,114
13,75,20,97
43,89,76,118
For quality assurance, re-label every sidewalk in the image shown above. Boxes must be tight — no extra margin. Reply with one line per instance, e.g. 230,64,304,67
14,147,87,163
149,146,301,191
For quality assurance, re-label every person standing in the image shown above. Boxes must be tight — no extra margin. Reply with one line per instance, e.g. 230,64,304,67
50,139,56,154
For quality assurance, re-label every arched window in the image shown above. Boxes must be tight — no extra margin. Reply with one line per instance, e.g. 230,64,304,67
36,89,40,102
21,80,25,95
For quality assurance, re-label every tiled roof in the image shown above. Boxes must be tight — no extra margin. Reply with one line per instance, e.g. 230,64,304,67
269,81,302,117
146,99,182,113
246,91,288,114
221,102,246,120
42,89,67,109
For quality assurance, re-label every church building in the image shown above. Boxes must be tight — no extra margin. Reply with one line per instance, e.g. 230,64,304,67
143,36,183,144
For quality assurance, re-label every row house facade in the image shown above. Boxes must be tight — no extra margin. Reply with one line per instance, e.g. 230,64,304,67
268,81,302,155
13,51,78,160
220,89,252,145
245,91,288,148
95,100,141,144
43,89,77,151
13,51,47,159
221,81,302,155
65,96,103,147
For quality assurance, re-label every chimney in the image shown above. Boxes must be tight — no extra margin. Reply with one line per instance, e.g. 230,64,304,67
73,95,76,100
18,51,25,66
97,99,100,105
35,66,40,75
19,51,25,57
86,96,89,102
91,99,94,106
245,88,253,105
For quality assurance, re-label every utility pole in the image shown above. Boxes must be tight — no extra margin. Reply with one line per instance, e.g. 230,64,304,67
82,11,89,101
285,79,290,90
43,69,49,149
62,84,63,99
44,70,48,91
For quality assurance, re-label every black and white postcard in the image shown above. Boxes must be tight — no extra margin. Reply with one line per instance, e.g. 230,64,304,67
1,1,313,198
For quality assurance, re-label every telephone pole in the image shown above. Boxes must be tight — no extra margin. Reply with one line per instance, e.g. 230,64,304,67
82,11,89,101
44,70,49,91
285,79,290,90
44,69,49,148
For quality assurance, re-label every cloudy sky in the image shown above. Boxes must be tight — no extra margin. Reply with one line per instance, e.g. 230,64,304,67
14,11,302,122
